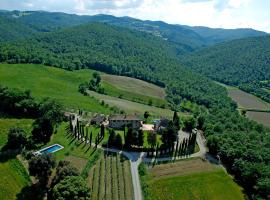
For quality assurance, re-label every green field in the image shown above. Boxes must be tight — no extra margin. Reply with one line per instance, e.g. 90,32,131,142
88,153,133,200
0,158,31,200
0,64,172,116
142,158,244,200
0,64,112,113
88,90,174,117
0,118,33,149
102,74,167,107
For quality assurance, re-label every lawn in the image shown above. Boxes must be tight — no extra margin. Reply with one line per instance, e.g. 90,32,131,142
87,152,133,200
0,158,31,200
43,122,108,162
0,63,112,113
143,158,244,200
0,118,33,149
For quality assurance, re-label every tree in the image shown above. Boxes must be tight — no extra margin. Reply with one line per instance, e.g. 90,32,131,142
207,135,219,155
108,129,116,147
138,130,144,147
144,111,150,122
100,124,105,138
32,118,54,143
51,176,91,200
78,82,88,95
38,98,63,126
114,134,123,148
6,127,27,149
147,132,157,149
161,121,177,148
31,98,64,144
197,115,205,130
28,154,56,186
124,127,133,149
50,161,79,189
172,111,180,130
183,116,196,132
89,131,93,145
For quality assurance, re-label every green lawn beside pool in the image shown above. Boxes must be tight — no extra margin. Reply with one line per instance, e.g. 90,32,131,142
44,122,107,161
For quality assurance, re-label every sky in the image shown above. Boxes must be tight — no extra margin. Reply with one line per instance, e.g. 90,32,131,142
0,0,270,32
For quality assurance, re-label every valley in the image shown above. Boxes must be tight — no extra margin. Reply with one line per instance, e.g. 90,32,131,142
0,8,269,200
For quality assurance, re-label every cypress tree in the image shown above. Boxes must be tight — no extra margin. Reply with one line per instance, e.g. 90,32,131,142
90,131,93,145
138,129,144,147
69,116,73,132
100,124,105,138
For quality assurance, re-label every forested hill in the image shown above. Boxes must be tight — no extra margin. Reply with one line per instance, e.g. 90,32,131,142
0,10,266,52
0,22,231,109
0,16,35,42
181,36,270,102
183,26,267,45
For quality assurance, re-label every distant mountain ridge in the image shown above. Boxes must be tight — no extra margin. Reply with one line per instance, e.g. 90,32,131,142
0,10,267,52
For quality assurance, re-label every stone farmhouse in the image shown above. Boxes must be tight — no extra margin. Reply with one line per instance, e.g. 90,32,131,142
108,115,142,129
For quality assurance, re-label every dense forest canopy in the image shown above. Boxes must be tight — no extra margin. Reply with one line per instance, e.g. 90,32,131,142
0,16,35,42
182,36,270,102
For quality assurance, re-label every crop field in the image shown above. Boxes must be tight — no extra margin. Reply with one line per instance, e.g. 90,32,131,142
144,158,244,200
228,89,270,110
88,90,174,117
102,74,166,99
0,118,33,149
247,111,270,128
0,158,31,200
88,153,133,200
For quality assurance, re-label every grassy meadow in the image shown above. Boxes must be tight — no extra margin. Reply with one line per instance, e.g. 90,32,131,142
0,64,112,113
87,90,174,117
143,158,244,200
0,158,31,200
0,63,172,116
102,74,167,107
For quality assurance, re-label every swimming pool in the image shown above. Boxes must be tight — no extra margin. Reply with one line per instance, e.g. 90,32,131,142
35,144,64,155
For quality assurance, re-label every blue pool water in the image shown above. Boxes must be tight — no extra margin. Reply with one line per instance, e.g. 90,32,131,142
39,144,63,154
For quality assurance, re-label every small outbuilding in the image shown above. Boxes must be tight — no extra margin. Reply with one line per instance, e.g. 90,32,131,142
90,114,106,125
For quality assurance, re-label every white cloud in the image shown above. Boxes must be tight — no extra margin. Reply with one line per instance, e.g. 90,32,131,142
0,0,269,32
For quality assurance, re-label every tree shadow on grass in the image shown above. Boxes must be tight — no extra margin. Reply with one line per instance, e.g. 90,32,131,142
16,184,45,200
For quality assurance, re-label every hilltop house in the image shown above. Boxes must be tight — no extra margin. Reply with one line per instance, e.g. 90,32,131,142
108,115,142,129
